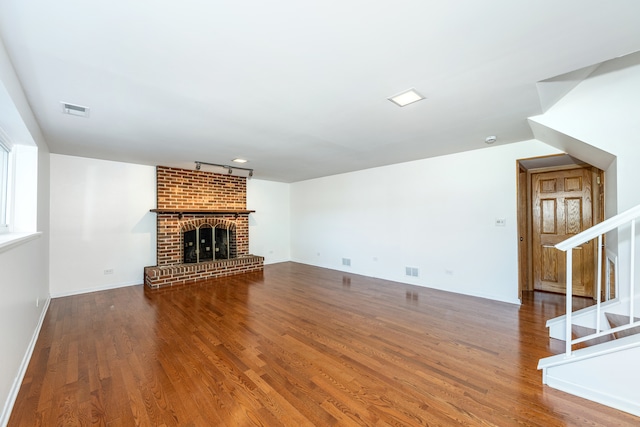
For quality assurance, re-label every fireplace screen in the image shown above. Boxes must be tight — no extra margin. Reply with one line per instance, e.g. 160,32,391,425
183,225,232,263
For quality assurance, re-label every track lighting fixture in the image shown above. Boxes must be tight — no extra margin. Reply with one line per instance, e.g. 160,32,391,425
194,161,254,178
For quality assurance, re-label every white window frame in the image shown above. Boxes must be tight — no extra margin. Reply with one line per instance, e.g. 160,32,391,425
0,138,11,234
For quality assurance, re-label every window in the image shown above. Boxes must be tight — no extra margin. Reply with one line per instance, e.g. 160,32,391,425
0,140,9,232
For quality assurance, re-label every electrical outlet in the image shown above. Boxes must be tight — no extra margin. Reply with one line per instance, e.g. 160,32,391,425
495,218,506,227
104,269,114,275
342,258,351,266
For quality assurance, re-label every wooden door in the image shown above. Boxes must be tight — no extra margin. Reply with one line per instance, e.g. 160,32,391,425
532,168,594,297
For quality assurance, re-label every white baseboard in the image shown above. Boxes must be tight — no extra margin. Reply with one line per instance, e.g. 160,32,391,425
263,258,291,265
0,296,51,427
287,259,522,305
545,375,640,418
423,282,522,305
50,280,141,298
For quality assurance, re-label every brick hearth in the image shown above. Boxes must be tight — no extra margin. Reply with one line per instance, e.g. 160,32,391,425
144,256,264,289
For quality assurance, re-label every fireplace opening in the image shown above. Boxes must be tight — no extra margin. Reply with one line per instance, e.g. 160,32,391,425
183,224,234,264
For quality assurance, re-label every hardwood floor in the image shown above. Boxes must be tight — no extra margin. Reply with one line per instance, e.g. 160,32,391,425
8,262,639,426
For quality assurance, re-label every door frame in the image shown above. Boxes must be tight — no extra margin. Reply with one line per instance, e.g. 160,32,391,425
516,154,605,300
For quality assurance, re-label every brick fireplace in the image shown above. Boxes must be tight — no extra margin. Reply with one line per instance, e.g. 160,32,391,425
144,166,264,289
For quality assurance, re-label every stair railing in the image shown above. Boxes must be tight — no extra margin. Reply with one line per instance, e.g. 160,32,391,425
555,204,640,356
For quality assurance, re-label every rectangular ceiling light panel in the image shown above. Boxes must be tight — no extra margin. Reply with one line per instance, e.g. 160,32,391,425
388,88,425,107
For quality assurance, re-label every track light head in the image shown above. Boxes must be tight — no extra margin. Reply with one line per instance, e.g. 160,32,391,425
195,162,201,170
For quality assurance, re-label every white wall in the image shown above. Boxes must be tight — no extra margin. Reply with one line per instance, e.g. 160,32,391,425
531,51,640,212
0,235,49,418
49,154,157,296
247,179,290,264
0,38,50,426
290,140,561,304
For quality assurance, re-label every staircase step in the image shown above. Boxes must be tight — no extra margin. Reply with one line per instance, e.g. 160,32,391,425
605,313,640,339
571,324,614,349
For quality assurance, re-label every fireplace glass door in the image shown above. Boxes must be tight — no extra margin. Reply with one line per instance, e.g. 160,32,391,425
215,228,229,259
198,226,214,262
184,225,231,263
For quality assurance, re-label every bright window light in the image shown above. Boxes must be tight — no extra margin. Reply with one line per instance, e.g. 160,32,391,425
0,141,8,230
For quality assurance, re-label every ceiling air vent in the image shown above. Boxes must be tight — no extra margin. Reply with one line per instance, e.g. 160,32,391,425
61,102,90,118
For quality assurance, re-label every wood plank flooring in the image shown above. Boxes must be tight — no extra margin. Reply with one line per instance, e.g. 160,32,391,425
8,262,640,426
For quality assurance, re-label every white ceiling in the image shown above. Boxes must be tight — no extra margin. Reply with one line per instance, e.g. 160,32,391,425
1,1,639,182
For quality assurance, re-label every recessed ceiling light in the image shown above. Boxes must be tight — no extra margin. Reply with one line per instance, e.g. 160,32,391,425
387,88,425,107
60,101,90,118
232,158,248,163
